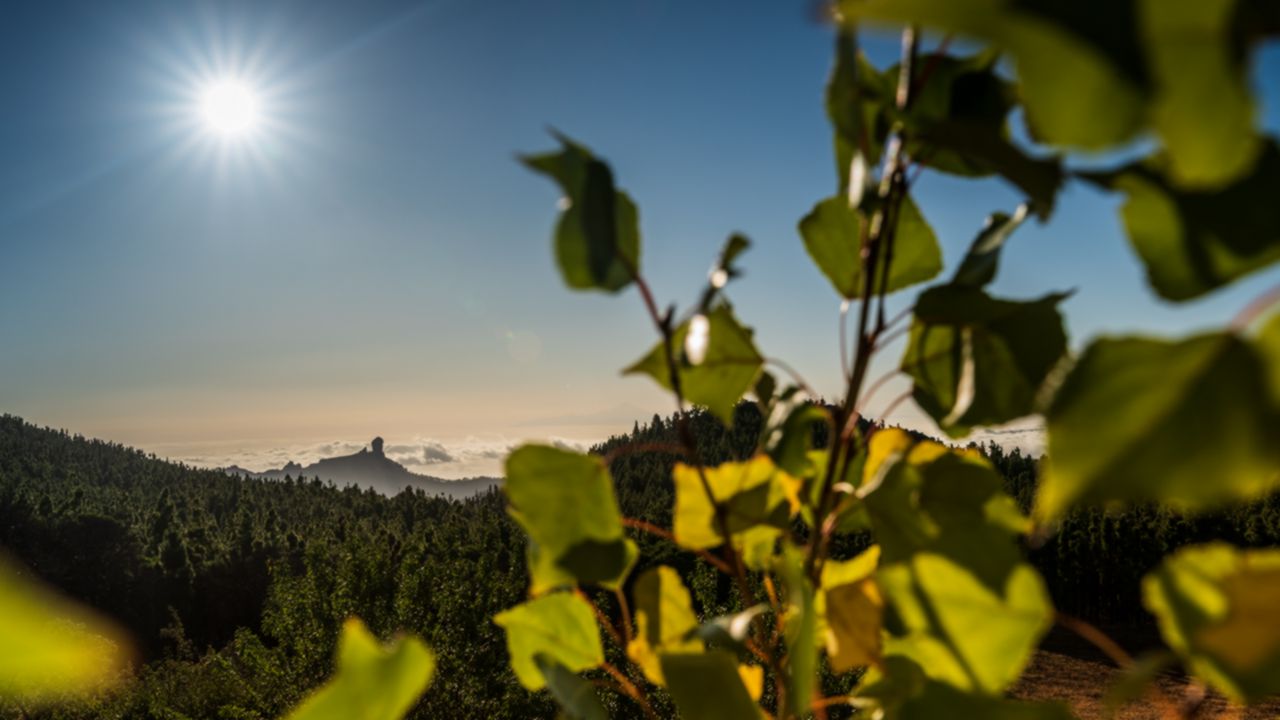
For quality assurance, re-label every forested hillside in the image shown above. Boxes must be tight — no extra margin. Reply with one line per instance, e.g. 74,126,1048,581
2,409,1279,718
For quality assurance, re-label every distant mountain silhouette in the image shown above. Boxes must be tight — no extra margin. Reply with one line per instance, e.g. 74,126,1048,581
227,436,498,498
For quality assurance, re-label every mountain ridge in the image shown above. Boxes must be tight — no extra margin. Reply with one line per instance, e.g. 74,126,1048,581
223,435,498,498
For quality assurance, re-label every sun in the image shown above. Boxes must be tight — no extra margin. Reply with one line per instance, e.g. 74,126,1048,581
198,79,260,137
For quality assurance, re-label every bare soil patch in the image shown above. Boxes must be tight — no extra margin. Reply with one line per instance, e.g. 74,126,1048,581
1010,628,1280,719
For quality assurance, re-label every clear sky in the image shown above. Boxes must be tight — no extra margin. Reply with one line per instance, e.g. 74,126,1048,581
2,0,1279,477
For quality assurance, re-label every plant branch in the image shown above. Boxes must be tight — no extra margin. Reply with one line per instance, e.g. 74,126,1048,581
1231,283,1280,331
602,662,659,720
767,357,818,399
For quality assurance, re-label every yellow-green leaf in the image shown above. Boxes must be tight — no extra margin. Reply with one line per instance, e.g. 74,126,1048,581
505,444,635,594
283,618,434,720
671,455,800,550
627,566,701,684
1143,543,1280,703
821,545,884,672
862,434,1049,694
1038,332,1280,520
494,593,604,691
0,559,130,703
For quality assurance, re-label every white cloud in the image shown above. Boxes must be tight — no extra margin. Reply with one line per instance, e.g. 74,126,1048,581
161,433,602,479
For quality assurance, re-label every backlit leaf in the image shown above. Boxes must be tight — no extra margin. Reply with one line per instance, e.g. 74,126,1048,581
820,545,884,672
862,433,1049,693
0,558,130,703
1143,543,1280,703
1037,332,1280,520
627,566,701,684
625,304,763,425
505,445,635,594
494,593,604,691
671,455,800,550
283,618,434,720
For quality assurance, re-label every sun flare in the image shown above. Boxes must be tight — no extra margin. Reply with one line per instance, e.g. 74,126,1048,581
198,79,259,137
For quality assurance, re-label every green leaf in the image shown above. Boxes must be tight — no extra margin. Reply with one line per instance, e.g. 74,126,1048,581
777,544,818,718
1140,0,1261,188
494,593,604,691
798,193,942,300
659,652,761,720
0,558,130,702
826,31,891,194
950,206,1031,289
625,305,764,425
836,0,1267,188
1143,543,1280,703
1092,141,1280,301
534,655,607,720
1037,332,1280,520
887,52,1063,216
884,555,1050,695
836,0,1145,150
671,455,800,550
1258,312,1280,402
862,432,1049,694
767,404,833,483
504,444,635,594
902,287,1069,437
283,618,435,720
522,133,640,292
627,566,702,684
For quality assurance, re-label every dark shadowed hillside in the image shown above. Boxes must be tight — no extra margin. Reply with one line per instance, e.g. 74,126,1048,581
4,408,1280,718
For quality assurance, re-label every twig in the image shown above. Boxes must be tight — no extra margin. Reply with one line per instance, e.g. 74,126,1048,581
1055,613,1183,720
579,589,623,649
876,390,913,422
602,662,659,720
614,588,634,648
768,357,818,399
1231,283,1280,331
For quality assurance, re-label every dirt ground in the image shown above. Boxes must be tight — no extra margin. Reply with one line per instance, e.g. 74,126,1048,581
1009,628,1280,719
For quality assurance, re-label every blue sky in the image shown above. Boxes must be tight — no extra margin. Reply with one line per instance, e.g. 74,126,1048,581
2,0,1278,476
